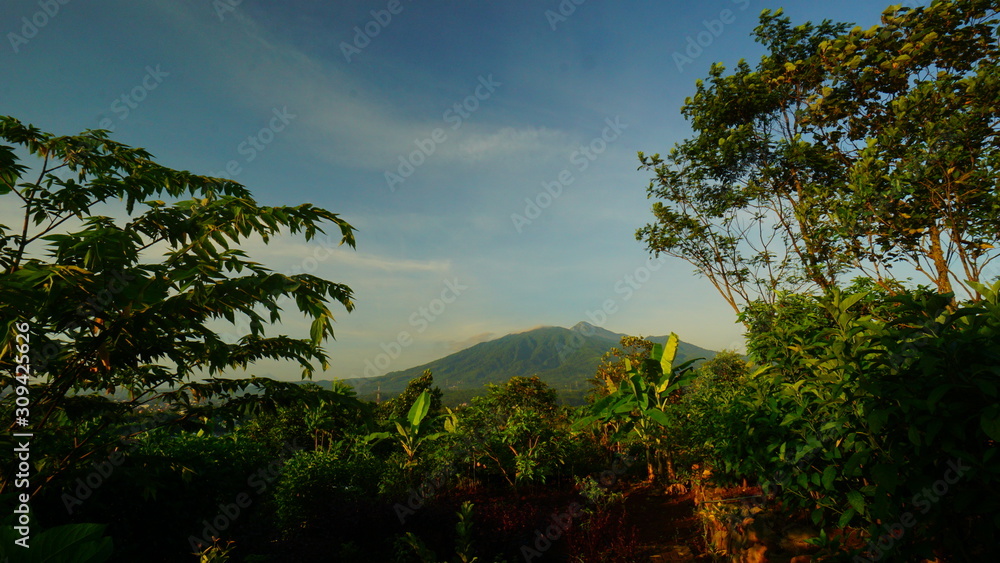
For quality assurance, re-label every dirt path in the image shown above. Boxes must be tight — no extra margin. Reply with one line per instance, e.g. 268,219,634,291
624,485,708,561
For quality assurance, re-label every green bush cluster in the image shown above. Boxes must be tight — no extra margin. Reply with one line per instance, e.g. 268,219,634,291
675,283,1000,560
271,449,384,532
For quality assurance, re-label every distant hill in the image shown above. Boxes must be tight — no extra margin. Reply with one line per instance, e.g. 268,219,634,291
328,322,718,406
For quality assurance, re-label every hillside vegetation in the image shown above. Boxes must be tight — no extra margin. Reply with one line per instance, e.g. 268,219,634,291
2,1,999,561
340,322,718,405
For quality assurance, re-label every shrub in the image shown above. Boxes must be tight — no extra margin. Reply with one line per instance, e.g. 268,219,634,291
272,449,383,533
733,283,1000,559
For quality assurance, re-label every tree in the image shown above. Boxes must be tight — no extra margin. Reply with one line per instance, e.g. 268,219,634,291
458,376,566,486
672,351,753,476
637,1,1000,315
576,334,697,481
587,335,655,401
377,369,443,422
0,116,359,495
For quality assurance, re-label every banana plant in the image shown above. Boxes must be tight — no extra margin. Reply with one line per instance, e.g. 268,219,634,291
574,333,699,481
367,390,445,468
402,501,479,563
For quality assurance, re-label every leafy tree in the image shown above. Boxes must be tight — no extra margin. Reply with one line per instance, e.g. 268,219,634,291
733,283,1000,559
672,351,754,477
0,116,359,495
237,382,371,452
807,1,1000,298
456,376,567,486
587,336,655,401
377,369,443,422
576,335,697,481
637,1,1000,314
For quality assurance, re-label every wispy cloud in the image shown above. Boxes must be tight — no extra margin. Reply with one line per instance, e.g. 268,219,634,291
446,331,498,353
445,126,568,162
143,1,590,176
326,251,450,273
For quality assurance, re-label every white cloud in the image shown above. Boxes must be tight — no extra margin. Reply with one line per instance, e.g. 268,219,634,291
444,126,568,162
143,1,583,174
446,331,498,353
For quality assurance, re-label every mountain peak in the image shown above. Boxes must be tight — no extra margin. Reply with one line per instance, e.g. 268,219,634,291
338,323,718,406
570,321,622,342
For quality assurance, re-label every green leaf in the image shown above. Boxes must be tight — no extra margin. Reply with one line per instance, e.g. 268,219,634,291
661,332,679,374
0,523,113,563
837,508,856,528
821,465,837,491
811,507,825,526
846,490,866,515
927,384,952,412
646,408,670,427
571,415,602,430
843,450,868,476
981,407,1000,441
407,390,432,428
796,472,809,489
650,343,664,362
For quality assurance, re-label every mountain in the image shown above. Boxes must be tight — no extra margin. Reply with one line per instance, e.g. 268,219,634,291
334,322,718,406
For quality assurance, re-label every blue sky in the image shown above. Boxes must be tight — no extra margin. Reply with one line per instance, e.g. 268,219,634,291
1,0,903,382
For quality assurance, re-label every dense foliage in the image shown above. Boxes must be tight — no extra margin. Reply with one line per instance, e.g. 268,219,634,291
637,0,1000,315
3,1,999,560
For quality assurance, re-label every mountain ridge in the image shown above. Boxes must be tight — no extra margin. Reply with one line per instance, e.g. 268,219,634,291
325,322,718,405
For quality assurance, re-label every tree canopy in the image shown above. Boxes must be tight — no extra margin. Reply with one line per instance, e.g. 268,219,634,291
638,0,1000,314
0,116,358,493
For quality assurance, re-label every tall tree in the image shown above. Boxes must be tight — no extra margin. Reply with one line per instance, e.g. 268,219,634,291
638,0,999,315
0,116,358,494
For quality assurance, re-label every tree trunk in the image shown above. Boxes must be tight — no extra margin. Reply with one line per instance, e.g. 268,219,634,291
928,222,954,297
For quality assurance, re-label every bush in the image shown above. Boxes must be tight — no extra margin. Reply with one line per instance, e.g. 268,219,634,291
31,429,278,561
272,449,384,533
672,351,754,481
732,283,1000,560
453,377,570,487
